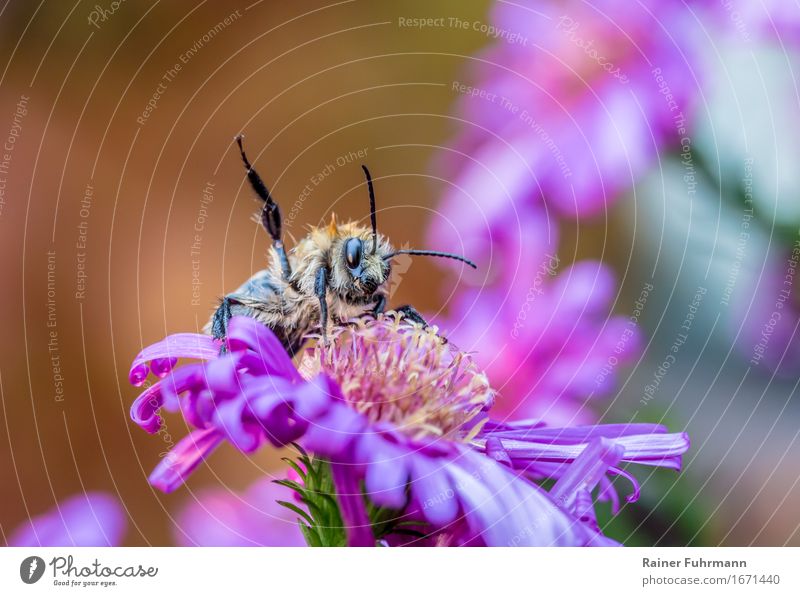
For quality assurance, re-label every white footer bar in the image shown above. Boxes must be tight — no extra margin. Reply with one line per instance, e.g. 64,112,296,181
1,547,798,595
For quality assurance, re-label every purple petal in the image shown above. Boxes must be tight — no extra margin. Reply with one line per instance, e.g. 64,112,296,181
481,422,670,442
330,461,373,546
130,333,219,386
290,375,341,420
598,475,621,514
129,363,149,387
247,379,297,418
573,489,599,529
550,437,624,512
261,402,309,447
202,354,249,401
150,357,178,378
478,421,689,469
609,466,642,504
481,433,688,466
409,455,460,526
444,448,606,546
361,441,409,510
130,365,205,433
150,428,224,493
130,383,165,434
226,316,302,382
484,437,512,467
301,403,366,458
212,399,262,453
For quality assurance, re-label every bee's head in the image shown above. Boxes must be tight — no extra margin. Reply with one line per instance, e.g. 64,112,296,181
330,165,476,302
326,217,391,301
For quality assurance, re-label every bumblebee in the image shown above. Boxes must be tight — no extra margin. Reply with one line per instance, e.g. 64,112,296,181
207,136,476,355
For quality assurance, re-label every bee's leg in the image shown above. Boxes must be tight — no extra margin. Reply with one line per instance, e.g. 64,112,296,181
395,305,448,343
261,202,292,282
236,136,292,281
371,294,386,316
211,300,234,349
211,297,234,341
394,304,428,327
314,266,329,346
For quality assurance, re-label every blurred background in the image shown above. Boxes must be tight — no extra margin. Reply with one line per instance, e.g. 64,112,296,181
0,0,798,546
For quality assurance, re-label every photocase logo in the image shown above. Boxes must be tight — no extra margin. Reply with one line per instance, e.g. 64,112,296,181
20,556,46,584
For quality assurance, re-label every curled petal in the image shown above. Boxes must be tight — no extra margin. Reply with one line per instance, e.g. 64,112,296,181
130,384,166,434
203,354,249,401
244,376,323,447
262,402,309,447
609,466,642,504
212,399,262,453
226,317,302,382
290,376,340,420
484,437,512,467
129,363,149,388
159,366,205,409
150,357,178,378
130,365,205,433
550,437,624,512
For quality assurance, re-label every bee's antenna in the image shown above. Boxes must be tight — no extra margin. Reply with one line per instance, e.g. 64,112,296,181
384,249,477,269
361,165,377,254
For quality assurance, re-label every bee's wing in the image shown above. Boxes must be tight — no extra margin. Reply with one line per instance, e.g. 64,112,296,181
231,269,282,304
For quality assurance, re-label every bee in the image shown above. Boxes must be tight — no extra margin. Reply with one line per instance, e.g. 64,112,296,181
207,135,476,355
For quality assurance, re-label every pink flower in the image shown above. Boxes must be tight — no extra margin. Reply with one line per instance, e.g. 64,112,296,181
7,492,126,547
436,260,640,424
174,477,305,546
129,315,687,546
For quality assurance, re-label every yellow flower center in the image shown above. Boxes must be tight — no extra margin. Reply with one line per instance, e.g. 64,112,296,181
298,315,494,441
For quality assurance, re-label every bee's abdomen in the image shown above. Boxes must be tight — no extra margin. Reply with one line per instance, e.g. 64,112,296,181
223,297,312,354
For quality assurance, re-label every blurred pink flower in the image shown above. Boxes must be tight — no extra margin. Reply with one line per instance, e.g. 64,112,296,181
173,477,305,546
430,0,702,244
734,245,800,377
436,260,640,425
426,1,720,422
7,492,126,547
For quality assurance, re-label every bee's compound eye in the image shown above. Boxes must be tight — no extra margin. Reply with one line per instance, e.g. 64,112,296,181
345,237,363,270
